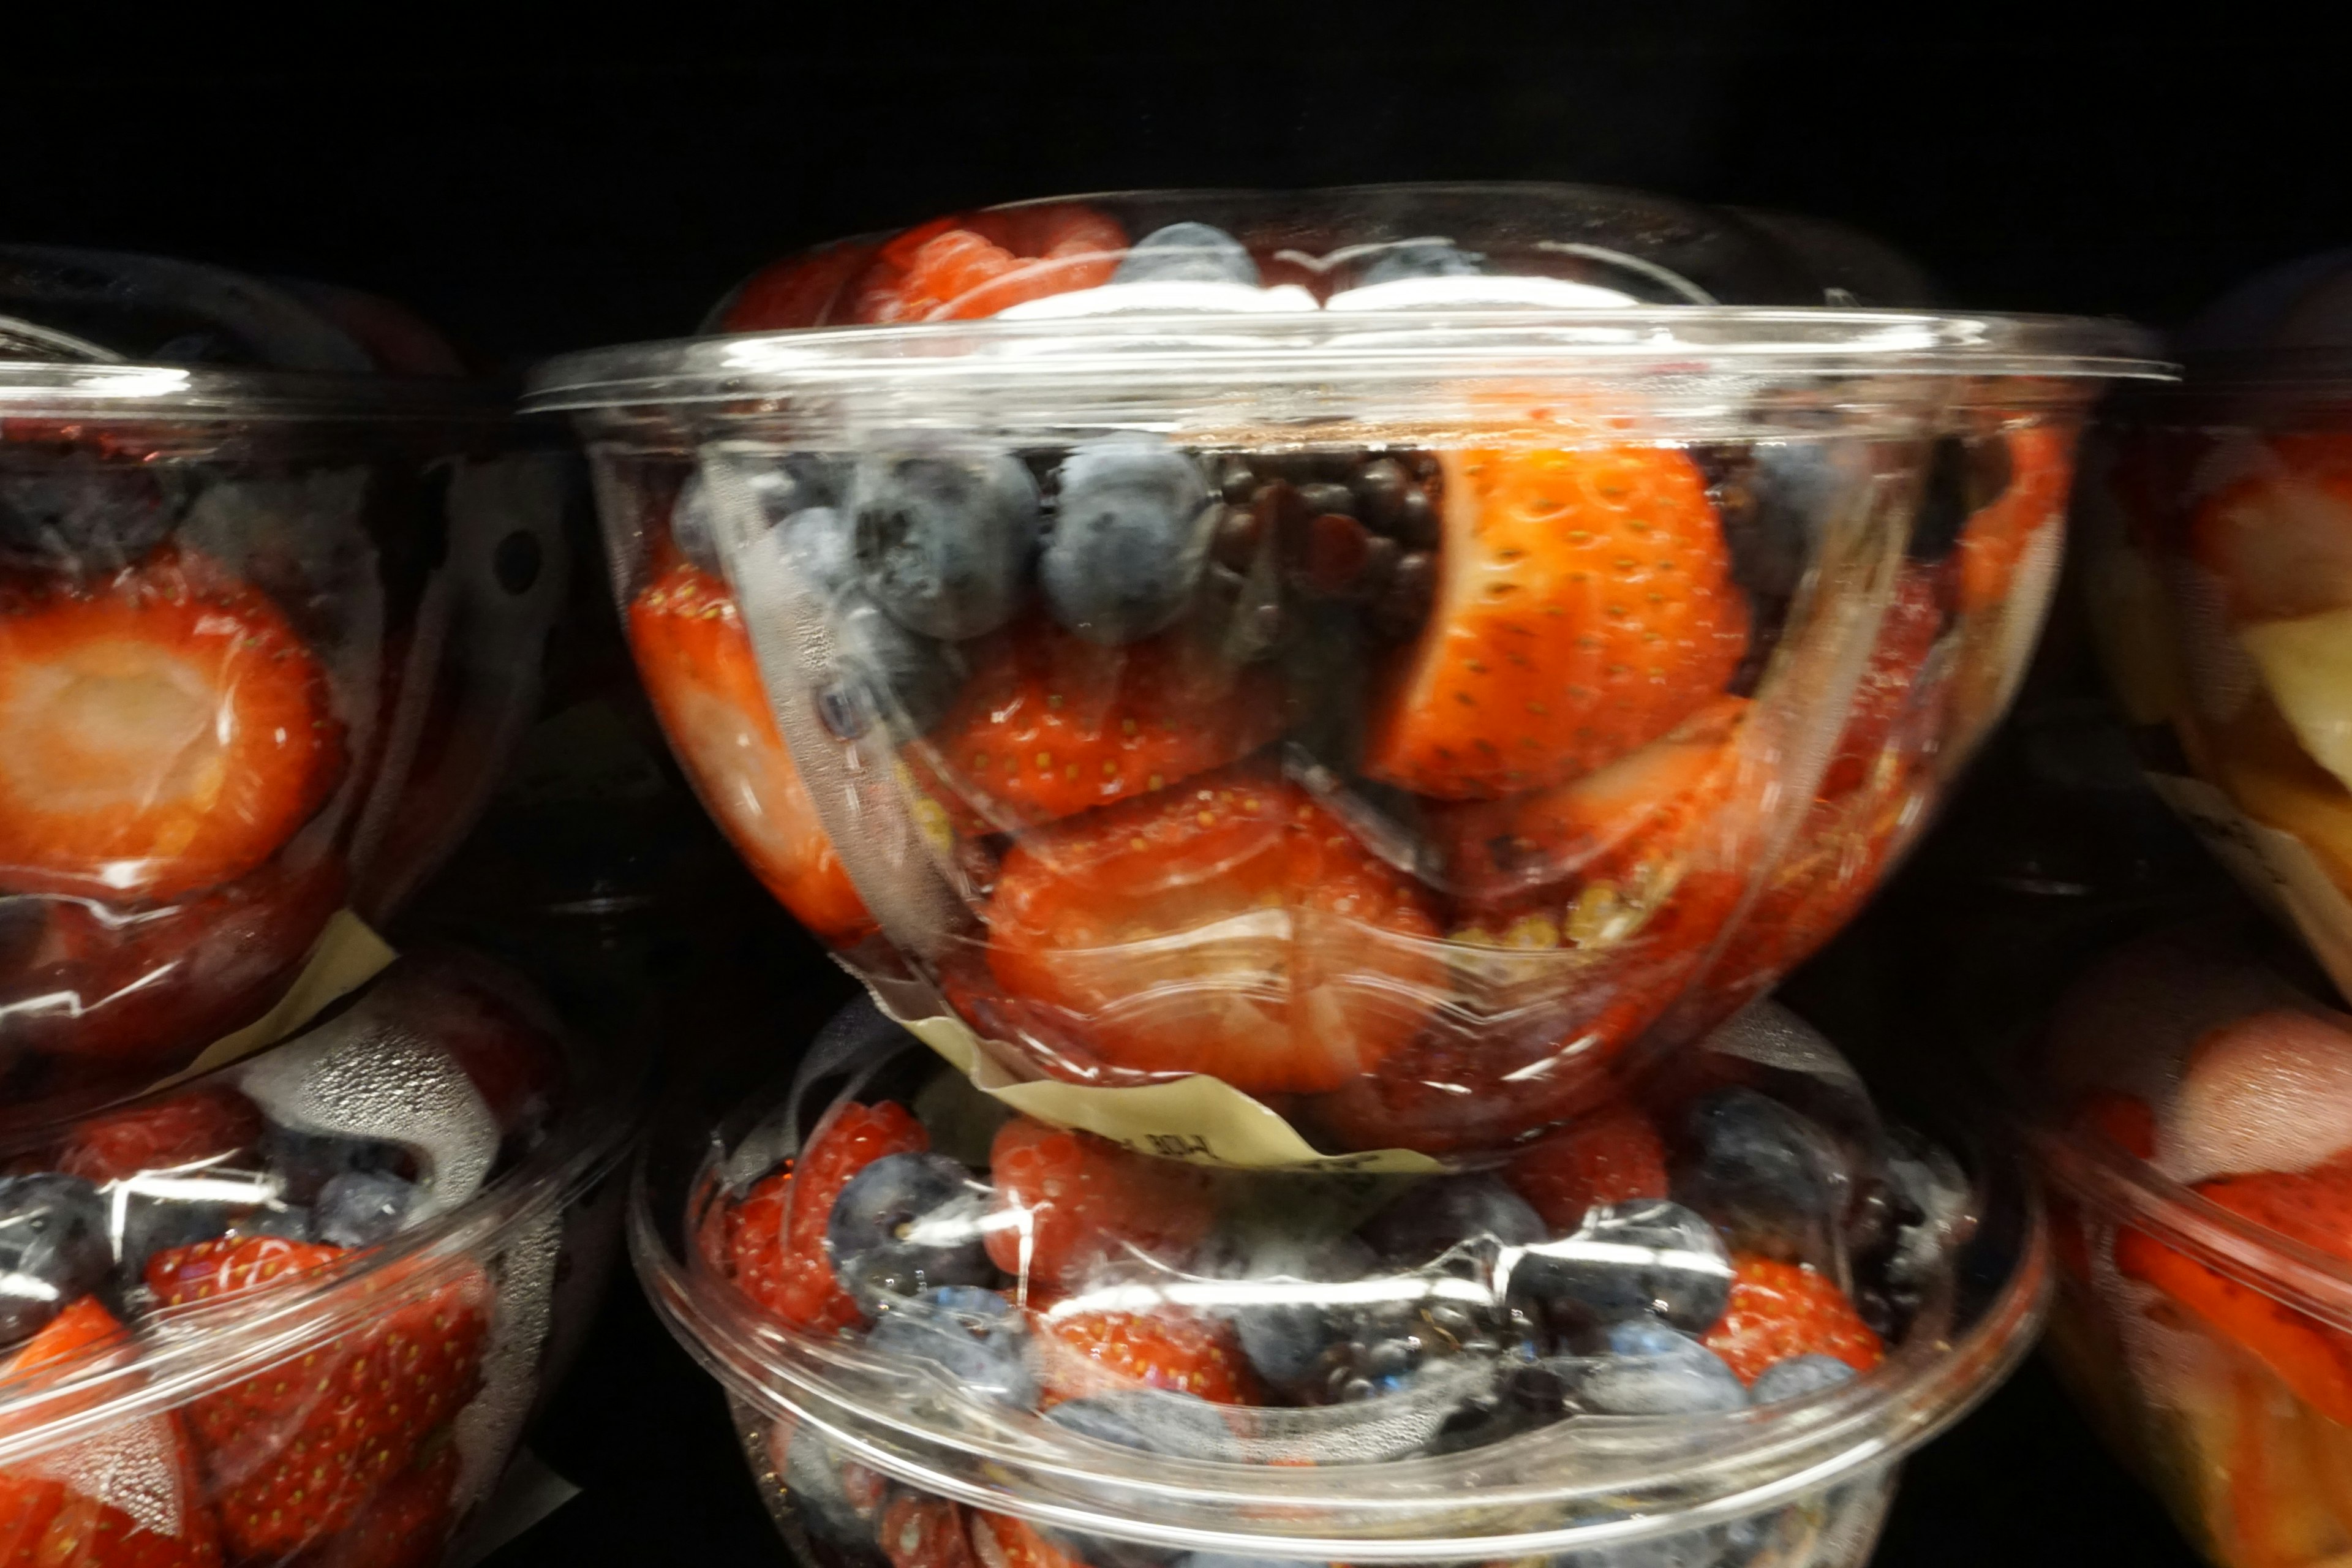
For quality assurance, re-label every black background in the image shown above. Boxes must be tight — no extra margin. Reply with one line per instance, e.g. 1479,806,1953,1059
24,8,2299,1561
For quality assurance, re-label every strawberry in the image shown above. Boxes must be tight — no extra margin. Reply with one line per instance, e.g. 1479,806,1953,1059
911,620,1283,832
878,1495,978,1568
2117,1155,2352,1425
968,1511,1084,1568
984,1117,1215,1287
1819,565,1947,799
852,207,1127,325
725,1100,928,1333
626,559,875,945
1506,1104,1669,1233
984,766,1442,1095
0,1299,222,1568
306,1438,458,1568
54,1085,263,1182
146,1237,488,1560
1698,783,1912,1018
1702,1254,1884,1384
1955,423,2078,616
2190,442,2352,623
720,239,884,332
0,550,342,904
1363,445,1749,799
12,856,344,1066
1038,1306,1261,1405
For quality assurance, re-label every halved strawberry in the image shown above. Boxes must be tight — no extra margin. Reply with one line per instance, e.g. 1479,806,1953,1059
985,1116,1215,1287
879,1496,978,1568
1956,423,2078,616
55,1084,263,1182
1702,1253,1884,1384
726,1099,929,1333
912,620,1283,832
720,239,884,332
1038,1305,1261,1405
9,854,344,1067
627,558,875,945
1506,1104,1669,1234
147,1237,489,1561
0,1298,222,1568
851,206,1127,325
1363,445,1749,799
984,766,1441,1095
2117,1155,2352,1425
0,549,343,903
307,1438,458,1568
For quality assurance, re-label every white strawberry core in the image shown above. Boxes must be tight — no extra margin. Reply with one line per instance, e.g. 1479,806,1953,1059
2,638,225,815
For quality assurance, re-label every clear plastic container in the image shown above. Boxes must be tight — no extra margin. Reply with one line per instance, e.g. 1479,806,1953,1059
2016,917,2352,1568
635,989,2046,1568
2080,253,2352,1005
0,260,570,1114
535,184,2166,1159
0,945,639,1568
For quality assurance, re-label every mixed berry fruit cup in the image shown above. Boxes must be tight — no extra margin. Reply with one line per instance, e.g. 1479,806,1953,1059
2018,918,2352,1568
634,990,2046,1568
0,333,568,1112
0,946,638,1568
537,184,2165,1159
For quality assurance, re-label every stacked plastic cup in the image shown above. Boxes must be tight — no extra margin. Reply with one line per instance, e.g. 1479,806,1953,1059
0,247,570,1119
531,183,2169,1564
2015,252,2352,1568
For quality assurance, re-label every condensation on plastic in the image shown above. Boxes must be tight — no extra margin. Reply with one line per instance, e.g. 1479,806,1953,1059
633,998,2049,1564
2018,920,2352,1568
0,358,567,1118
0,949,643,1566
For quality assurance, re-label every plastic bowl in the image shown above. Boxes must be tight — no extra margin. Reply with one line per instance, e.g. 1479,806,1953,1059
0,356,570,1113
634,990,2047,1568
0,945,639,1568
535,184,2166,1158
2015,916,2352,1568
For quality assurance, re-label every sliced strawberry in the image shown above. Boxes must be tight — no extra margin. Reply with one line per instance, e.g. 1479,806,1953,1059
984,1117,1215,1287
1820,565,1947,799
627,559,875,945
1363,445,1749,799
307,1438,458,1568
984,766,1441,1095
879,1496,979,1568
1702,1254,1884,1384
9,854,344,1067
912,620,1283,832
1038,1306,1261,1405
725,1100,928,1333
1956,423,2078,616
2117,1155,2352,1425
720,240,884,332
1698,783,1913,1019
55,1084,263,1182
0,1298,222,1568
147,1237,489,1560
0,550,343,903
968,1511,1084,1568
1506,1104,1669,1234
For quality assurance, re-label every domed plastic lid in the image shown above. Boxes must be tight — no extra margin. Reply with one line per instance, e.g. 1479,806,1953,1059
640,995,2045,1559
0,950,638,1459
527,184,2166,423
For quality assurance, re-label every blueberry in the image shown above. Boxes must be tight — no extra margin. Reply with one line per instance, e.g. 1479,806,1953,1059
1110,224,1259,287
1509,1200,1735,1344
1728,443,1844,600
1573,1335,1748,1417
677,461,846,579
1044,1389,1240,1460
0,468,186,573
851,451,1038,639
1427,1362,1568,1455
1039,437,1216,646
1359,1175,1544,1266
0,1175,111,1343
826,1153,994,1318
260,1128,410,1206
782,1420,880,1549
1359,241,1484,286
1749,1352,1858,1405
866,1286,1037,1409
1672,1088,1847,1269
239,1205,317,1243
1601,1319,1692,1359
315,1170,415,1247
115,1194,232,1278
1219,1233,1379,1394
